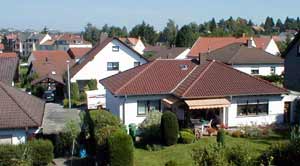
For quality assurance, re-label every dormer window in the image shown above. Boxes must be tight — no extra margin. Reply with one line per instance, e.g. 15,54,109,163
112,46,119,52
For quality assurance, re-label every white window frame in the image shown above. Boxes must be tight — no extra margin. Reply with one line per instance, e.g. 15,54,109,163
112,46,120,52
251,68,259,75
107,62,119,71
270,66,276,74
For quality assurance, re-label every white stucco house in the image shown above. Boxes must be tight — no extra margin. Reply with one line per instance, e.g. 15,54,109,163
54,34,92,51
100,59,287,127
0,82,45,144
70,37,148,108
119,37,146,54
205,43,284,76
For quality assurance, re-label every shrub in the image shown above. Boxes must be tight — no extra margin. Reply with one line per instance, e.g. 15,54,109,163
290,125,300,142
179,131,195,144
161,111,179,146
63,98,79,108
31,85,45,98
231,130,242,138
108,131,134,166
87,79,98,90
181,128,193,134
79,91,87,102
70,82,80,101
226,145,254,166
145,144,164,151
95,126,121,146
60,120,81,155
0,144,29,166
217,129,225,146
139,112,162,144
165,160,178,166
89,110,121,131
28,139,54,166
192,144,228,166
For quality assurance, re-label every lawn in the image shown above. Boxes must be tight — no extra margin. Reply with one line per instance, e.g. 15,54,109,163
134,135,288,166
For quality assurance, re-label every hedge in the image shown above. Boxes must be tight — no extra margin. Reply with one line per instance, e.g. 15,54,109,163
28,139,54,166
108,131,134,166
161,111,179,146
179,131,195,144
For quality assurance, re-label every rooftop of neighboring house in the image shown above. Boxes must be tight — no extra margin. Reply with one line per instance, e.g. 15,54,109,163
56,34,91,45
30,50,74,84
67,47,91,60
100,59,286,98
204,43,284,65
70,37,147,78
0,52,19,84
119,37,140,46
27,33,47,41
188,36,274,57
144,46,189,61
0,81,45,129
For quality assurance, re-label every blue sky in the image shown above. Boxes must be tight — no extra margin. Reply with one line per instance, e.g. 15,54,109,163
1,0,299,32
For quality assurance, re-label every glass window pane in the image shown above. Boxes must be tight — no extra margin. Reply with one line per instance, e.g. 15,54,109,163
137,101,147,115
149,100,160,112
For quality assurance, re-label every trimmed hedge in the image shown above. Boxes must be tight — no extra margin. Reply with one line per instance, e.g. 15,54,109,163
161,111,179,146
29,139,54,166
108,131,134,166
179,131,195,144
71,82,80,101
0,144,29,166
217,129,225,146
87,79,98,90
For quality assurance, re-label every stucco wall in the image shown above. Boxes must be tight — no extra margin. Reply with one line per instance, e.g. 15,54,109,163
265,39,280,56
234,64,284,76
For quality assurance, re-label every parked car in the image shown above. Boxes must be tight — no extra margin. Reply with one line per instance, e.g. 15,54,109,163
43,90,55,102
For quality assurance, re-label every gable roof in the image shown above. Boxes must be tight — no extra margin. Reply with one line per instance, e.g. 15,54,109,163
144,46,188,61
100,59,287,98
0,82,45,129
56,34,91,45
30,50,74,84
67,47,91,59
189,37,272,57
119,37,140,46
205,43,284,65
0,53,19,84
69,37,148,78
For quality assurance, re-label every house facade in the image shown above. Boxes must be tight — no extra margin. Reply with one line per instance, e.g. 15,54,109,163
100,59,287,127
54,34,92,51
119,37,145,54
70,37,148,108
0,82,45,144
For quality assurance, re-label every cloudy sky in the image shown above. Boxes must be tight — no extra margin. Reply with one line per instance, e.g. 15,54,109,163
1,0,299,32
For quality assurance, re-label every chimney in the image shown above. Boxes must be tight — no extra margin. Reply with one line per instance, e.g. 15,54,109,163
247,37,254,48
198,53,208,65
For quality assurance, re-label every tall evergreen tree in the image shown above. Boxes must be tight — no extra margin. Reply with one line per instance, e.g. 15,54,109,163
175,25,198,47
275,19,285,32
161,19,178,46
264,16,275,34
129,21,158,45
209,18,217,32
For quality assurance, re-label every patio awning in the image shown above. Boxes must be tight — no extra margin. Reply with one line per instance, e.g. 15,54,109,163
162,97,179,107
185,98,230,110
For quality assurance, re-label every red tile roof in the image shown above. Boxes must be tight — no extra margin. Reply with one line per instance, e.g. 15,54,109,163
0,43,4,50
100,59,287,98
30,51,74,84
0,52,17,58
0,53,19,84
189,37,272,57
0,82,45,129
119,37,139,45
67,48,91,59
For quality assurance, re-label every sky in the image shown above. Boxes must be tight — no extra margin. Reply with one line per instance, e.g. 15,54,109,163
1,0,299,32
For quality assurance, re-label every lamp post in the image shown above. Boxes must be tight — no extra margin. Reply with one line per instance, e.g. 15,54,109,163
67,60,71,109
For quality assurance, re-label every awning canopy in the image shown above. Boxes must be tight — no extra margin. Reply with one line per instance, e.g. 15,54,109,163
162,97,180,108
185,98,230,110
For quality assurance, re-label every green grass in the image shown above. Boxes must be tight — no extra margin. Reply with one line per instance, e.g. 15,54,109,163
134,135,288,166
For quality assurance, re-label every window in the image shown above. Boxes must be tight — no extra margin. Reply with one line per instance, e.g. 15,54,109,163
251,68,259,75
137,100,161,115
112,46,120,52
270,66,276,74
134,62,140,67
237,99,269,116
107,62,119,71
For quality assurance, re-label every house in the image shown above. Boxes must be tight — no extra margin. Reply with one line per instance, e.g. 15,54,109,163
23,33,52,57
70,37,148,108
204,43,284,76
284,31,300,92
189,36,280,57
143,46,190,61
0,81,45,144
54,34,92,51
0,43,4,53
100,59,287,127
0,53,19,86
119,37,145,54
28,50,75,98
67,47,91,62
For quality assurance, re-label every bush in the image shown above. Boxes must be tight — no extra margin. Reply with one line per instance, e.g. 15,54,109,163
161,111,179,146
226,145,254,166
71,82,80,101
0,144,29,166
89,110,121,131
87,79,98,90
165,160,178,166
231,130,243,138
217,129,225,146
28,139,54,166
145,144,164,151
290,125,300,142
31,85,45,98
79,91,87,102
63,98,80,108
139,112,162,144
192,144,228,166
108,131,134,166
179,131,195,144
181,128,193,134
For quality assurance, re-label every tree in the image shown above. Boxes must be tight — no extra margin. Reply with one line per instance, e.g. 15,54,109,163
161,19,178,46
129,21,158,45
209,18,217,32
276,19,285,32
83,23,101,45
160,111,179,146
264,16,275,34
41,26,48,34
70,82,80,101
176,25,198,47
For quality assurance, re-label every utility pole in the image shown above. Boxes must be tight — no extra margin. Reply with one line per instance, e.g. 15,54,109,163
67,60,71,109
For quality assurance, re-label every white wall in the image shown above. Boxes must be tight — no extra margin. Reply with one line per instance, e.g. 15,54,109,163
72,39,147,106
234,64,284,76
132,39,145,54
0,128,38,145
69,44,92,48
264,39,280,56
226,95,284,127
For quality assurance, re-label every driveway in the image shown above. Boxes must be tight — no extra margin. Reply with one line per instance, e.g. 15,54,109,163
42,103,81,134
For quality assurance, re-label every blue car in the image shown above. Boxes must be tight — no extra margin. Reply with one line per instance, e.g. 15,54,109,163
43,90,55,102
